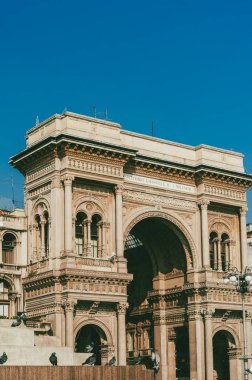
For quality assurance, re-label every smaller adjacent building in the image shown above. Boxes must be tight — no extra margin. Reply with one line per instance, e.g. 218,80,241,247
0,208,27,318
247,223,252,266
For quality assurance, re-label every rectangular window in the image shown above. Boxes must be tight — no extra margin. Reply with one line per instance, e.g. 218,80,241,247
0,304,9,317
91,239,98,258
75,237,83,256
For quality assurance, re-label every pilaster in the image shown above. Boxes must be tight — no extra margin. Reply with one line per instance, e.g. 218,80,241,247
117,302,128,365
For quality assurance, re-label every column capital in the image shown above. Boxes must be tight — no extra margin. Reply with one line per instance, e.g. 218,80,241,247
240,206,247,216
198,199,210,209
201,308,215,319
62,299,77,312
62,174,75,186
187,309,202,321
115,184,124,195
116,302,128,314
245,311,252,320
167,327,176,341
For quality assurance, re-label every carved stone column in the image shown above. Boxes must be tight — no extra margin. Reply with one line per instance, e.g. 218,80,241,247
240,207,248,268
83,219,88,256
97,221,102,258
188,309,204,380
40,220,46,257
117,302,128,365
86,219,92,256
202,308,215,380
213,238,218,270
217,238,222,271
167,328,176,380
153,310,168,380
55,302,63,343
228,347,241,380
63,300,76,348
63,176,74,253
199,200,210,268
102,222,107,258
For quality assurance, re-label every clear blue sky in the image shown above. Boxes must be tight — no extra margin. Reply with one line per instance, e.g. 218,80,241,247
1,0,252,219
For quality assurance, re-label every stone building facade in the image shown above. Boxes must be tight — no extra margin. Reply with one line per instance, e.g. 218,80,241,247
1,111,252,379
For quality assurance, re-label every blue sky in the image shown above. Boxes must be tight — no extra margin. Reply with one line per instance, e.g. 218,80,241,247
1,0,252,219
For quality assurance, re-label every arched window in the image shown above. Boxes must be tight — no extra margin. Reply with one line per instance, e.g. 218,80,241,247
75,212,87,256
91,214,101,258
33,203,50,260
2,233,16,264
209,232,218,270
0,280,11,318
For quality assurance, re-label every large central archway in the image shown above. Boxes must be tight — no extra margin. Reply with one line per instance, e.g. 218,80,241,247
124,213,193,368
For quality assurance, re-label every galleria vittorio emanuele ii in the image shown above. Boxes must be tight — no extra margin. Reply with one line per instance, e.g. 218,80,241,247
0,111,252,380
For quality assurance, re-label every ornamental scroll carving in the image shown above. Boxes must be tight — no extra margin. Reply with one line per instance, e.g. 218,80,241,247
123,189,196,210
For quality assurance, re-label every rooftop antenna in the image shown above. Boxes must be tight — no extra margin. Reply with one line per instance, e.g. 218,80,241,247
11,175,15,208
151,121,154,137
105,107,109,120
92,106,109,120
93,106,97,118
36,115,39,125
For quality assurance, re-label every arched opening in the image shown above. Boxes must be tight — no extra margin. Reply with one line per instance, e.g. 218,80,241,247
2,233,16,264
125,216,189,365
75,324,107,365
213,330,235,380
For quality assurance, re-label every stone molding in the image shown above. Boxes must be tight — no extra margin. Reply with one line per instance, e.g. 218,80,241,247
28,182,52,199
204,184,246,201
27,161,55,182
123,189,196,210
68,157,122,178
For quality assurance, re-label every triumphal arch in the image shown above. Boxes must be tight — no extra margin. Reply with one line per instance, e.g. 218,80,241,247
10,112,252,380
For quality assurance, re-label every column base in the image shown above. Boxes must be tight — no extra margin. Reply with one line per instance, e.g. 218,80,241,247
115,257,128,273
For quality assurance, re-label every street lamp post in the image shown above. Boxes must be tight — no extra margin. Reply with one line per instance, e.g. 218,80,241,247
224,267,252,380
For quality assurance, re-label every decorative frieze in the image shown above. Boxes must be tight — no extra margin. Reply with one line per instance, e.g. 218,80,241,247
68,157,122,178
204,184,246,201
123,189,196,210
27,162,55,182
28,182,52,198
